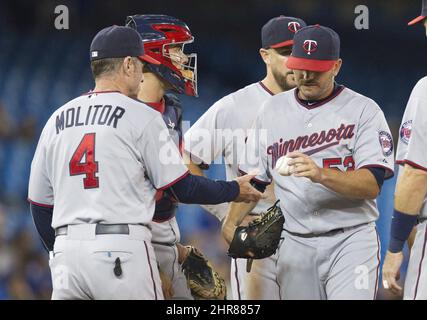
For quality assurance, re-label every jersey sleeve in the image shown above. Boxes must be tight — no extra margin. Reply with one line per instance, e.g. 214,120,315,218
138,113,189,190
353,101,394,179
183,98,230,165
238,109,271,184
28,125,54,207
402,99,427,170
396,79,427,171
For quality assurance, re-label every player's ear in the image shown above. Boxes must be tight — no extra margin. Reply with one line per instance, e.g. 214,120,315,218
122,56,133,76
332,59,343,77
259,48,270,65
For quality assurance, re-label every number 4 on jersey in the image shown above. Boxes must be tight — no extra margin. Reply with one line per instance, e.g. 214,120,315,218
69,133,99,188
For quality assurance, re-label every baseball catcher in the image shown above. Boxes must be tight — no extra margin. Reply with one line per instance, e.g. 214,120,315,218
181,246,227,300
228,200,284,260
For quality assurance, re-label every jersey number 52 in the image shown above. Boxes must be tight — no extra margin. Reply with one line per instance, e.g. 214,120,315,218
323,156,355,171
69,133,99,189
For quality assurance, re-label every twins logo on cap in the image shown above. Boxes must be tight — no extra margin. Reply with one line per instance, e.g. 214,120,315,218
288,21,302,33
261,16,307,49
379,131,393,157
303,40,318,55
286,25,340,72
399,120,412,144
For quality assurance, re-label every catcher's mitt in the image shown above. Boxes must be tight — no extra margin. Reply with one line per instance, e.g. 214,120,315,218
181,246,227,300
228,200,284,259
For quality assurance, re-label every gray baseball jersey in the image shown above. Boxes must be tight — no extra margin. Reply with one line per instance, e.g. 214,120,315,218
240,86,395,235
396,76,427,220
28,90,189,300
184,82,275,216
28,91,189,228
240,85,391,299
395,76,427,300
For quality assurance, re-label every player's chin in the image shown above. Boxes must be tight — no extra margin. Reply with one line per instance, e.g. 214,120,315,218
299,85,320,98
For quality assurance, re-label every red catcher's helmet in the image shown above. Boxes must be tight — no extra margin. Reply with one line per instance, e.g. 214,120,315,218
126,14,198,97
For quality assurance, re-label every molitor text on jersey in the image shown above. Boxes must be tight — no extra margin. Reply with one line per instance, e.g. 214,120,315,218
55,105,126,134
267,123,355,168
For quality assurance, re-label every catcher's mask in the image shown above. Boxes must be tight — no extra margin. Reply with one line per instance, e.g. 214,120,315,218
126,14,198,97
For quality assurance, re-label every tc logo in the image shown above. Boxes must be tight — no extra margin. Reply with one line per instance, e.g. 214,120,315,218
288,21,301,33
303,40,317,55
378,131,393,157
400,120,412,145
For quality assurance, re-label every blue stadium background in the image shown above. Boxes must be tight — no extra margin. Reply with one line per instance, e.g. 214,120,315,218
0,0,425,299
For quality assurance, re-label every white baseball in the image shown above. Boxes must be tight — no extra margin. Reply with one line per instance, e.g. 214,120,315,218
275,155,293,176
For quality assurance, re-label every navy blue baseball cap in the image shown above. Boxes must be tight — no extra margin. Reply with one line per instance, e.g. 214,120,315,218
286,25,340,72
261,16,306,49
90,25,160,64
408,0,427,25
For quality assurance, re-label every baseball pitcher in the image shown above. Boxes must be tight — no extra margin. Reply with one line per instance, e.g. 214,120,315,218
223,25,394,300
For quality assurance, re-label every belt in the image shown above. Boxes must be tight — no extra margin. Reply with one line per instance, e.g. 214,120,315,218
284,223,368,238
151,241,176,247
55,224,142,237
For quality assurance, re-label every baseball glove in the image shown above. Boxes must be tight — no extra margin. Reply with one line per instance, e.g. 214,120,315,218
228,200,284,259
181,246,227,300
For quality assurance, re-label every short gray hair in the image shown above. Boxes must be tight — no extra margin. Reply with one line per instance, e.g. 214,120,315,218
90,57,125,79
91,57,143,80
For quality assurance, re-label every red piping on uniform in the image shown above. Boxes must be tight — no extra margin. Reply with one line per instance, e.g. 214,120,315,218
294,85,345,110
258,81,274,96
158,170,190,190
413,224,427,300
396,160,427,172
374,227,381,300
144,241,158,300
27,198,54,208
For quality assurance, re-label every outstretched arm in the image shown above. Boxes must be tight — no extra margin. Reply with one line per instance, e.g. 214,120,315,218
382,164,427,296
167,172,264,205
183,152,230,221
